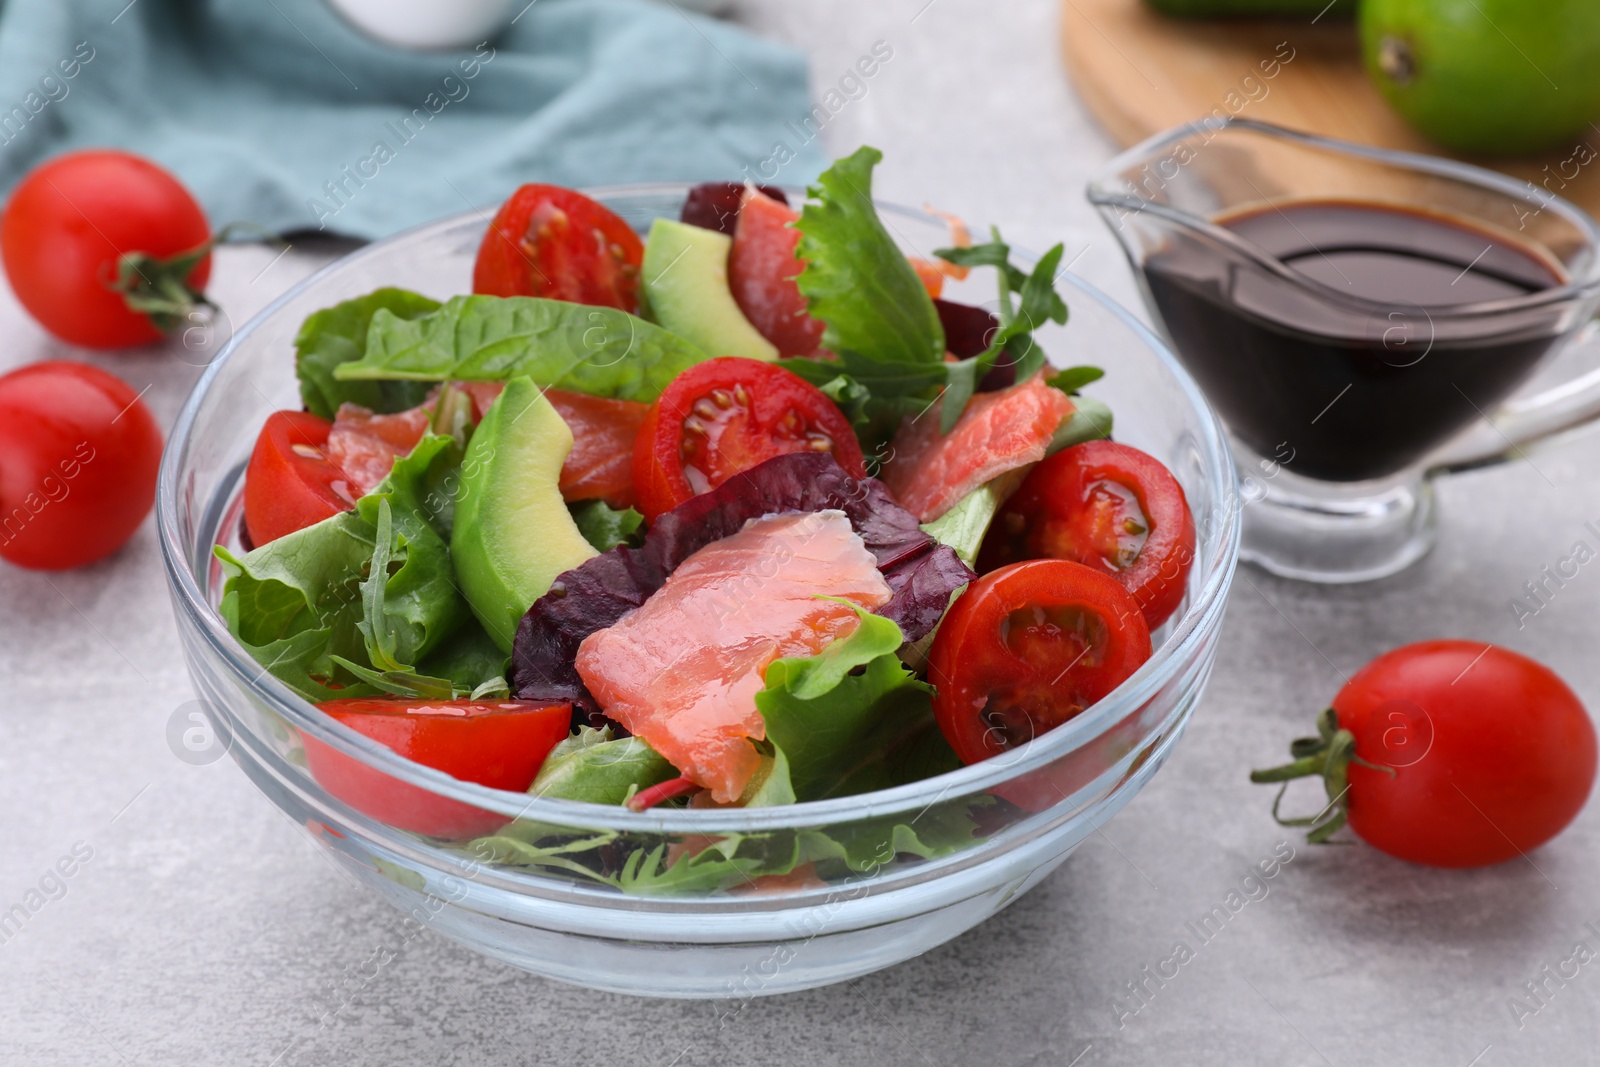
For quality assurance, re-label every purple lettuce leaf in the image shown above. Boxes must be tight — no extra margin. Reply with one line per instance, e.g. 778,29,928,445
511,452,973,708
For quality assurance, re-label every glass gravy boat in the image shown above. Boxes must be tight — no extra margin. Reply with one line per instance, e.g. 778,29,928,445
1089,119,1600,583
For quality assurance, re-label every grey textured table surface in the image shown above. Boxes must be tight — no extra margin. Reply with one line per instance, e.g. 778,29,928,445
4,2,1600,1065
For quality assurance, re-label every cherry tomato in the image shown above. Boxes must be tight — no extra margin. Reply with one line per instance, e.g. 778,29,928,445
928,560,1152,767
727,190,826,357
304,699,572,839
1254,641,1597,868
0,361,163,570
472,184,643,311
243,411,356,547
632,357,866,521
979,440,1196,631
2,150,211,349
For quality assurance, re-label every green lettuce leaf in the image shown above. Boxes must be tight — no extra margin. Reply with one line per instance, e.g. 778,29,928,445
216,434,475,702
794,146,945,367
756,605,959,803
1051,394,1114,452
331,294,709,402
567,500,645,553
296,288,441,419
920,465,1032,567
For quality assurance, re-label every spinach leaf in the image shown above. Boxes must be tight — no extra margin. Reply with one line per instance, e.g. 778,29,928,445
296,288,441,419
793,146,945,367
332,295,709,402
528,727,676,806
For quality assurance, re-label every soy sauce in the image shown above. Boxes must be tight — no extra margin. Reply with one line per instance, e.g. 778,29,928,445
1142,201,1567,481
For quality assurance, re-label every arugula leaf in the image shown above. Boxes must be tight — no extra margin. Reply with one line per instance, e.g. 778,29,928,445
934,232,1072,432
216,434,474,702
1045,365,1105,395
618,835,801,896
330,618,507,699
469,832,625,884
332,295,709,402
799,799,983,873
793,146,945,367
756,605,958,803
468,803,986,896
567,500,645,553
296,288,441,419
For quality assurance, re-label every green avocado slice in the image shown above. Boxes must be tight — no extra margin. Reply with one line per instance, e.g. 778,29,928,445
451,377,599,653
641,218,778,362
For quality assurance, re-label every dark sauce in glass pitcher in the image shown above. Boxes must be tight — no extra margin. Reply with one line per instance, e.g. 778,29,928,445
1141,200,1567,481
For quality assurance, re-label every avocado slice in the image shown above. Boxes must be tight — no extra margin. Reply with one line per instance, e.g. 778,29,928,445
452,377,598,653
642,218,778,361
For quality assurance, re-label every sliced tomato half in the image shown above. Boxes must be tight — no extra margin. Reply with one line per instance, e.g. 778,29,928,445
472,184,644,311
928,559,1152,768
632,357,866,521
304,699,572,839
243,411,357,547
978,441,1196,630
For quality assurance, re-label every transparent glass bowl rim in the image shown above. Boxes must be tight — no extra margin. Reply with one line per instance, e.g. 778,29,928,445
156,187,1242,836
1086,117,1600,319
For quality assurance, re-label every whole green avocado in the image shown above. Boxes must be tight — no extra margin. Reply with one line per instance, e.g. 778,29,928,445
1361,0,1600,156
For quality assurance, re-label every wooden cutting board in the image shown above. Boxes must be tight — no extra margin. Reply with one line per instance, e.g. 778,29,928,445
1060,0,1600,216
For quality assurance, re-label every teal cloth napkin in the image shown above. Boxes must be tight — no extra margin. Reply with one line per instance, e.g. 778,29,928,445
0,0,822,238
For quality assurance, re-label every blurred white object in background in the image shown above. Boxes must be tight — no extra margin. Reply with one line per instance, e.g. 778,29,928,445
325,0,731,50
325,0,519,50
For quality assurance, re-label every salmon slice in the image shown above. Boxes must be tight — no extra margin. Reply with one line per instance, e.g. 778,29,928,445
880,375,1073,523
324,383,646,508
326,403,434,497
455,381,647,508
545,390,648,509
574,510,892,803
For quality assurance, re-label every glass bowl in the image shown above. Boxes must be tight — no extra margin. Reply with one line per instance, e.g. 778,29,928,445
157,186,1241,998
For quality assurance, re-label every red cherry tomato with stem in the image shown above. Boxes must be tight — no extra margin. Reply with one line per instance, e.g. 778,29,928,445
928,559,1153,767
979,440,1196,630
1252,640,1597,868
0,360,163,570
2,149,212,349
472,184,643,311
304,699,572,839
633,357,866,521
